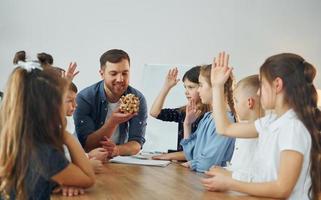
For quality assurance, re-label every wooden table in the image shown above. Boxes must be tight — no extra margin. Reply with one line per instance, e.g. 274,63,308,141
51,163,277,200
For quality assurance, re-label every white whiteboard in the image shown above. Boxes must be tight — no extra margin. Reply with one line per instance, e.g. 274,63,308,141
141,64,192,152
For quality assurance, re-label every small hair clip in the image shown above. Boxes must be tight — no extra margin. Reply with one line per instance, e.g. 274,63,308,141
16,61,42,72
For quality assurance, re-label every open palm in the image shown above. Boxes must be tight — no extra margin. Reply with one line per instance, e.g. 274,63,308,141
211,52,233,87
164,67,180,89
65,62,80,81
185,100,201,124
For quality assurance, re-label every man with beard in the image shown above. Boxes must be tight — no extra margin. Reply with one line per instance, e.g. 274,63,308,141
74,49,147,158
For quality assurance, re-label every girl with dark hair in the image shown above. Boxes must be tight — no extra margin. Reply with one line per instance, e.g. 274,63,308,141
0,64,95,200
203,52,320,200
150,66,210,161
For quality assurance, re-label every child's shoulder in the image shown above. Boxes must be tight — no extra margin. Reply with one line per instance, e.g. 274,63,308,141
277,110,307,130
270,110,311,143
31,144,69,176
201,112,214,123
277,110,312,154
278,112,309,136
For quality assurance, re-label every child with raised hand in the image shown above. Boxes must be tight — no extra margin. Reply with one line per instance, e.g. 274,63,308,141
37,52,79,81
64,82,108,174
150,66,209,161
0,64,95,200
180,64,235,172
209,74,262,181
202,52,321,200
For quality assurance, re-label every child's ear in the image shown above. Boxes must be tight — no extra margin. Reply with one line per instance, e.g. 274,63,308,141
274,77,284,93
248,97,255,110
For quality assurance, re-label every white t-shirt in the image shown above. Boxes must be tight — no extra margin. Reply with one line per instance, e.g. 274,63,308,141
105,101,122,144
229,137,258,181
64,116,77,161
252,109,311,200
66,116,75,135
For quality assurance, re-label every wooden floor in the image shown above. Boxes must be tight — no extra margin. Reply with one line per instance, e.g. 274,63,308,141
51,163,277,200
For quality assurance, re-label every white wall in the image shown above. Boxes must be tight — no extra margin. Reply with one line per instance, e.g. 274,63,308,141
1,0,321,151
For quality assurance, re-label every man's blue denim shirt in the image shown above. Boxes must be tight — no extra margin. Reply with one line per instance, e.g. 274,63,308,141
73,81,147,147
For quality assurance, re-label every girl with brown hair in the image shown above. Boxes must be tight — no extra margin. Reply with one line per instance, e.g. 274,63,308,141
0,63,95,199
150,66,210,161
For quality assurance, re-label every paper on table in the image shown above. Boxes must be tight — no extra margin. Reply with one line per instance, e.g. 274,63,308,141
109,156,170,167
131,151,164,160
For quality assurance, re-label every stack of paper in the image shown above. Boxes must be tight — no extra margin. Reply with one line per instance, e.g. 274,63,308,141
109,156,170,167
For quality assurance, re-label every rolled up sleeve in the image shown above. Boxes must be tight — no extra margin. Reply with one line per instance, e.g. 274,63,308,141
180,133,197,161
189,134,235,172
127,94,147,147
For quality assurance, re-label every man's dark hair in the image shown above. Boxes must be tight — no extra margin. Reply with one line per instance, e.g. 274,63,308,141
100,49,130,69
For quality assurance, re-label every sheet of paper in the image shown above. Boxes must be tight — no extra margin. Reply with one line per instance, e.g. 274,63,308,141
110,156,171,167
131,151,164,160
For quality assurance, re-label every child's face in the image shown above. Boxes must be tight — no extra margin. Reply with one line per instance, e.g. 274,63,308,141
257,76,276,110
64,90,77,116
197,75,212,104
183,79,201,103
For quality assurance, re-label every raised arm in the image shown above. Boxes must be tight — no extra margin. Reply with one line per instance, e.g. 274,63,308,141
183,100,201,139
180,100,202,162
64,62,80,81
211,52,258,138
150,67,180,117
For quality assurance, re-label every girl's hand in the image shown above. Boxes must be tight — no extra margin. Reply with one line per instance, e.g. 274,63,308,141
211,52,233,87
164,67,180,89
184,100,201,125
207,166,232,177
52,186,85,196
181,161,191,168
201,170,233,192
89,158,104,174
88,148,109,162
